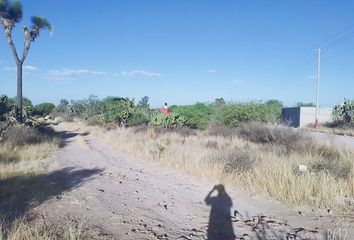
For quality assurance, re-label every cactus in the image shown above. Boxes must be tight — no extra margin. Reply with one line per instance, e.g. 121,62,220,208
150,112,187,128
332,99,354,125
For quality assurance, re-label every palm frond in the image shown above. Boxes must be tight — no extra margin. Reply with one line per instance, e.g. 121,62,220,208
30,16,52,41
31,16,52,32
0,0,8,14
7,0,22,23
0,0,8,18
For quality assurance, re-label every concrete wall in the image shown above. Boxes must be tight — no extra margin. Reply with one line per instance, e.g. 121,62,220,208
299,107,332,127
282,107,333,128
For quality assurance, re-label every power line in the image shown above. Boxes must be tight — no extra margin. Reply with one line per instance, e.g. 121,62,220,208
318,24,354,49
322,31,354,50
322,45,354,62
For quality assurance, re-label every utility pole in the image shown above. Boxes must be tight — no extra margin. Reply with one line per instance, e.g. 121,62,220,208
315,48,321,128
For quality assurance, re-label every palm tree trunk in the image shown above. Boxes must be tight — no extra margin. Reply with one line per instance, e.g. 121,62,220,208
16,61,23,122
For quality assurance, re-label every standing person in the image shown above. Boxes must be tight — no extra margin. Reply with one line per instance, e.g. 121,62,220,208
160,102,171,115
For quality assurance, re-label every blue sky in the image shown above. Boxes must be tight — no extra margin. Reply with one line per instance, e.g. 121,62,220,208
1,0,354,107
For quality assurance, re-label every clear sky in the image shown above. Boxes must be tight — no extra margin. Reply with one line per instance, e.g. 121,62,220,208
1,0,354,107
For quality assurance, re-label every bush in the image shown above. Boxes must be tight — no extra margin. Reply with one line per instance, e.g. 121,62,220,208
170,103,212,129
33,103,56,116
238,122,309,153
216,102,280,127
2,125,48,147
310,152,352,179
127,110,149,127
101,97,135,126
215,147,256,173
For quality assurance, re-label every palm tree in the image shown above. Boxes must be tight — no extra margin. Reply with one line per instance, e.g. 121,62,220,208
0,0,52,122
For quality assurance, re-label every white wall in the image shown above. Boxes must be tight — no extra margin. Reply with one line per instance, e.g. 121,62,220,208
299,107,332,127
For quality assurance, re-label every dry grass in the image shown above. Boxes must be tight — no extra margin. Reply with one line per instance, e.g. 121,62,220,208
0,142,58,181
0,125,61,239
75,121,354,211
1,218,107,240
0,124,59,178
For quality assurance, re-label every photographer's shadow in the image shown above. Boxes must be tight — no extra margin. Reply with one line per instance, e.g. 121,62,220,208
205,184,235,240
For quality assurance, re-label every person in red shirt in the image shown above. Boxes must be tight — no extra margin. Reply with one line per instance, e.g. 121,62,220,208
160,102,171,115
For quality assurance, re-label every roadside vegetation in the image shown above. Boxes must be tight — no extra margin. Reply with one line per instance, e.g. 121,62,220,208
307,98,354,136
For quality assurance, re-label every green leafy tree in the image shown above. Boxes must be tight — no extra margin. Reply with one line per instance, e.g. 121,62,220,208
211,97,226,109
265,99,283,122
170,103,212,129
296,102,315,107
0,0,52,122
55,99,69,113
33,102,55,116
216,102,281,127
137,96,150,109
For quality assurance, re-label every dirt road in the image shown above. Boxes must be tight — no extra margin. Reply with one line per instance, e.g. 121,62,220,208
34,123,352,239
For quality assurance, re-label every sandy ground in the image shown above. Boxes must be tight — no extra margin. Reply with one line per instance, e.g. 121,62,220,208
32,122,354,240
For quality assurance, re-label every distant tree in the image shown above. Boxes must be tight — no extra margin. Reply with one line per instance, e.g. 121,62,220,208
265,99,283,108
8,96,32,107
211,97,226,108
137,96,150,109
296,102,315,107
59,99,69,106
55,99,69,113
33,102,55,116
0,0,52,122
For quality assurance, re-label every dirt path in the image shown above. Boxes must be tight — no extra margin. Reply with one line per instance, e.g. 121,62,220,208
34,123,352,240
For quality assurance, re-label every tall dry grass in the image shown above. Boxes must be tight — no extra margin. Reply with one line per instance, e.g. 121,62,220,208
0,125,60,239
1,218,105,240
0,125,59,181
79,121,354,211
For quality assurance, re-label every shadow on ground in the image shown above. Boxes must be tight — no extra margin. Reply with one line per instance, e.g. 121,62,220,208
56,129,90,148
204,184,325,240
0,167,103,225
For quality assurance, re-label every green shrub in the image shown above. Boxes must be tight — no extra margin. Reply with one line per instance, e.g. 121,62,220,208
101,97,135,126
127,110,149,127
216,102,281,127
33,103,55,116
170,103,212,129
